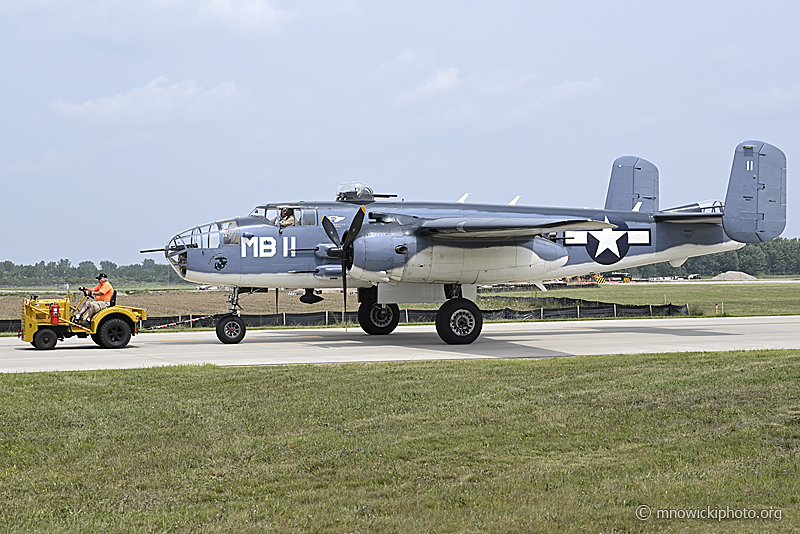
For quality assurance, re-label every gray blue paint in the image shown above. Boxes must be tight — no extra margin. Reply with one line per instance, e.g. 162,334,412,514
165,140,786,288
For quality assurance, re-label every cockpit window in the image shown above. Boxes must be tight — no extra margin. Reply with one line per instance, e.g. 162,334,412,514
300,209,317,226
168,219,239,252
250,205,317,227
220,219,239,245
187,223,220,249
265,208,280,225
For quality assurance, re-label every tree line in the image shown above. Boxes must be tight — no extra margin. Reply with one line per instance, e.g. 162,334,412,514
0,258,190,287
628,237,800,278
0,237,798,286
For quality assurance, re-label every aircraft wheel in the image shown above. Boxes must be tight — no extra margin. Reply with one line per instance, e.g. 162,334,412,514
98,318,131,349
358,302,400,335
435,298,483,345
216,315,246,344
33,328,58,350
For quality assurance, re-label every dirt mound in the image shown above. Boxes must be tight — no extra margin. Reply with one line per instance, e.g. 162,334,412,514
712,271,757,281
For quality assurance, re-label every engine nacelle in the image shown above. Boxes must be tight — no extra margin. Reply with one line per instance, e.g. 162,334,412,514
349,229,569,285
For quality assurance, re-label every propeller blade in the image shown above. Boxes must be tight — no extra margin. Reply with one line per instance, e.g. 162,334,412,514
341,258,347,329
321,215,342,248
342,205,366,249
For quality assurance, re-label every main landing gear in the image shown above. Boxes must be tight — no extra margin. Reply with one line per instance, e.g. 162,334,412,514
357,297,483,345
215,287,484,345
357,302,400,335
434,298,483,345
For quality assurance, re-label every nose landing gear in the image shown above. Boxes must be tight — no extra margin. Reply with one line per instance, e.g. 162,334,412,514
214,287,267,345
216,314,246,344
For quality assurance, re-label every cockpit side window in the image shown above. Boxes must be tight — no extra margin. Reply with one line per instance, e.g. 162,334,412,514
249,205,317,226
300,209,317,226
188,224,220,249
265,208,280,226
220,220,239,245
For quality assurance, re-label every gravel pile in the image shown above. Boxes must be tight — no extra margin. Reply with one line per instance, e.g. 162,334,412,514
712,271,757,281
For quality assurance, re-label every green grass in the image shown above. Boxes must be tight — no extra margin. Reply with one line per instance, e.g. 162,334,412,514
1,351,799,533
481,282,800,316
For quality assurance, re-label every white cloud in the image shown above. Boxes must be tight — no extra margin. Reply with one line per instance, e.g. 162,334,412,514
715,42,740,60
197,0,293,33
625,109,681,131
1,0,294,37
1,149,86,177
723,84,800,111
50,77,243,121
481,69,535,95
399,68,460,102
510,77,604,117
539,77,604,105
376,48,434,74
395,48,430,64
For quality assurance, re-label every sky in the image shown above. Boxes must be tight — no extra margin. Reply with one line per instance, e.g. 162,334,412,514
2,0,799,267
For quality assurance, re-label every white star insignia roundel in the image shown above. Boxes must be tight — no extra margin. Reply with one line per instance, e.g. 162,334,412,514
588,217,622,258
562,216,650,264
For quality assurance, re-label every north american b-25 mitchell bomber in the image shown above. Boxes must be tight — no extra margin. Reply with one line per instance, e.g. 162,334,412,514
147,140,786,345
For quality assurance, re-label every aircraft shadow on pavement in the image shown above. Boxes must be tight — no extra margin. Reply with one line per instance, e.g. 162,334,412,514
249,330,575,359
247,323,740,360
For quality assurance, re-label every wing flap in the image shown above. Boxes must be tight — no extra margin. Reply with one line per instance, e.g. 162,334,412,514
418,217,616,238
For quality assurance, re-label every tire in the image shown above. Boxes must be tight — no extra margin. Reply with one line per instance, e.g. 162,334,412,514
358,302,400,335
33,328,57,350
435,298,483,345
91,333,106,348
216,315,246,344
98,317,132,349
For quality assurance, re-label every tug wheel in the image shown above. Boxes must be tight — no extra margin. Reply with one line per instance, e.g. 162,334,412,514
33,328,58,350
98,318,131,349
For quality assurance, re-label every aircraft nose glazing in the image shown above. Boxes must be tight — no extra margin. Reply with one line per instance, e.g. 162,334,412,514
165,221,234,280
165,234,189,279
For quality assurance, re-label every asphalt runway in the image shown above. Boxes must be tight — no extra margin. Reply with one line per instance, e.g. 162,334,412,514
2,315,799,373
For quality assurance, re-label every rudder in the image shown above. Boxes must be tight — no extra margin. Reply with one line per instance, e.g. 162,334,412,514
604,156,659,212
723,140,787,243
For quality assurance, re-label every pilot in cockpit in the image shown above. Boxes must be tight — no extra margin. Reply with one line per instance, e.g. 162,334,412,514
279,208,295,228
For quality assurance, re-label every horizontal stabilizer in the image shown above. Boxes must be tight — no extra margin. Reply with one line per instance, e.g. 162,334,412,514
418,217,616,239
652,212,723,224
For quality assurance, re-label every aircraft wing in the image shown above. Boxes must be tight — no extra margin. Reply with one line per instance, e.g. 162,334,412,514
417,217,616,239
652,212,724,224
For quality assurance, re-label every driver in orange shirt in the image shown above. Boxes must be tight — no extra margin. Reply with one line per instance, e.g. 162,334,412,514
74,273,114,325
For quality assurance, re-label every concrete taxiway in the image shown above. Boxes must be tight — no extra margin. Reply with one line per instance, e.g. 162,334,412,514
2,315,799,373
